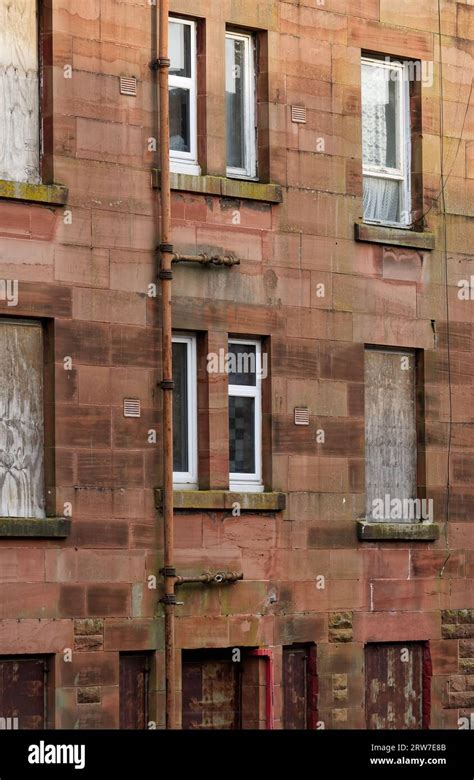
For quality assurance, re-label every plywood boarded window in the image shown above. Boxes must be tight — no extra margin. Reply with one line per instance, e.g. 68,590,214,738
365,643,426,729
0,657,47,729
0,320,45,518
0,1,40,183
365,348,416,521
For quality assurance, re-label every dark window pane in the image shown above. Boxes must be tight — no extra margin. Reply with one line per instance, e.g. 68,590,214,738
169,21,191,77
385,78,398,169
228,343,256,386
173,342,188,472
170,88,190,152
229,396,255,473
226,37,246,169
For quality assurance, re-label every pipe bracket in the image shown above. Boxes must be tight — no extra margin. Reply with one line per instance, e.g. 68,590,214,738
159,268,173,280
160,379,174,391
160,594,178,605
159,243,174,254
160,566,177,577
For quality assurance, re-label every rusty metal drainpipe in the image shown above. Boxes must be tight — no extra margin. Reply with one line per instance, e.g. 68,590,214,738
175,571,244,586
172,253,240,267
157,0,176,731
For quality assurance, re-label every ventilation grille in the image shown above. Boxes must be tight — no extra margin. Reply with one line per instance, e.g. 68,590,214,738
291,105,307,124
120,76,137,96
123,398,141,418
294,407,310,426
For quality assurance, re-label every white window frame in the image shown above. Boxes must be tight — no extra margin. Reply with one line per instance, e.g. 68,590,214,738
228,338,263,492
361,57,411,228
172,333,198,489
225,31,257,180
169,18,200,176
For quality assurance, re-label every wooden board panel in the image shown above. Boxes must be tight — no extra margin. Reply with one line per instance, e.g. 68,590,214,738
0,658,45,729
283,646,308,729
0,320,45,518
182,653,241,729
365,643,423,729
365,349,416,521
119,653,149,730
283,645,318,729
0,0,40,183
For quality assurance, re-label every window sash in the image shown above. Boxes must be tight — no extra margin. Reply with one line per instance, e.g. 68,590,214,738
361,57,411,227
228,338,262,490
169,18,199,174
172,333,198,488
226,31,257,180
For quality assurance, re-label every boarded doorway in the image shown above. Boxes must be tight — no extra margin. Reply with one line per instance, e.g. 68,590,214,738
182,650,242,729
283,644,318,729
119,653,150,729
0,657,47,729
365,643,429,729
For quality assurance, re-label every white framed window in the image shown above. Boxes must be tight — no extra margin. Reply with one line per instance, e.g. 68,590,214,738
225,31,257,179
228,338,263,492
172,333,198,488
361,57,411,227
169,18,200,176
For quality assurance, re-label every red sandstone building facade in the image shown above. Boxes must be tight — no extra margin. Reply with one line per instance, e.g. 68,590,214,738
0,0,472,730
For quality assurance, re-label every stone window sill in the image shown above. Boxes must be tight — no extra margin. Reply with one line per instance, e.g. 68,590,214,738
357,519,440,541
0,517,71,538
155,489,286,511
354,222,435,251
151,170,282,204
0,179,68,206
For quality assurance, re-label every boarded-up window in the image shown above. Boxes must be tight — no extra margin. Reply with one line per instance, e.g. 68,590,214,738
0,657,46,729
365,348,416,521
365,643,425,729
283,645,318,729
182,651,242,729
0,1,40,183
0,320,45,518
119,653,150,729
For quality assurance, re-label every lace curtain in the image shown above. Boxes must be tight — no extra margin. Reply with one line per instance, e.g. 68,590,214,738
363,177,400,223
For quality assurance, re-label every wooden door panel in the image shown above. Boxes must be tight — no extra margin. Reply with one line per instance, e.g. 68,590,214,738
182,654,241,730
366,643,423,729
119,653,149,730
0,658,45,729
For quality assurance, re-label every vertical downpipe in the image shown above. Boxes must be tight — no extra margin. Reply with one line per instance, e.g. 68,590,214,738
158,0,177,730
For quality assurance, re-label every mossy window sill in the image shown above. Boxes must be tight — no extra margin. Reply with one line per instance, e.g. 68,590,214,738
0,517,71,538
155,489,286,511
0,179,68,206
152,170,282,204
354,222,435,251
357,519,440,541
